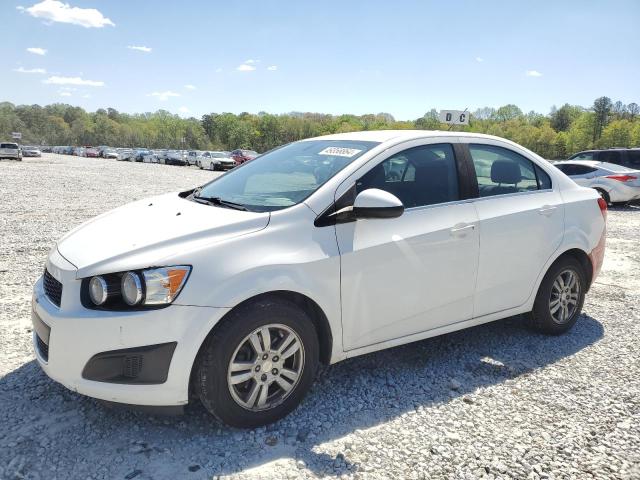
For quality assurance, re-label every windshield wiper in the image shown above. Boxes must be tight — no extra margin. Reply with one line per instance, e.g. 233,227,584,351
193,195,249,211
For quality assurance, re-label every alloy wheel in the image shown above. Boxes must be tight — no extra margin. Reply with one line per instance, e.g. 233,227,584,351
227,324,304,411
549,268,581,324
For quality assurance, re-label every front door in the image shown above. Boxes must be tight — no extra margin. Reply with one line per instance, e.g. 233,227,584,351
336,143,480,351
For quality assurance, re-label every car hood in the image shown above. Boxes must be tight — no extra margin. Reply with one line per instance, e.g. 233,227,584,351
56,192,270,278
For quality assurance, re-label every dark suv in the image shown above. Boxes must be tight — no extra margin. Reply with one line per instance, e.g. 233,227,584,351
568,148,640,169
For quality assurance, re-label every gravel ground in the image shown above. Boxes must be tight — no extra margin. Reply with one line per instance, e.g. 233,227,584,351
1,154,639,480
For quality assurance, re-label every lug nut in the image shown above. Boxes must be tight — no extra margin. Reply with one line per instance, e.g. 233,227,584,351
272,356,279,362
255,365,261,372
262,354,269,360
272,368,278,375
261,374,267,382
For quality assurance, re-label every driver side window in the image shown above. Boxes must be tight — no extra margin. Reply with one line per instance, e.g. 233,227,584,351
356,144,459,208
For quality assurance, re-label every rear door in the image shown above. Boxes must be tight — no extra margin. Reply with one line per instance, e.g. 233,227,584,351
465,142,564,317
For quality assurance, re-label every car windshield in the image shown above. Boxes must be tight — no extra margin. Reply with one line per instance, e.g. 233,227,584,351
195,140,379,212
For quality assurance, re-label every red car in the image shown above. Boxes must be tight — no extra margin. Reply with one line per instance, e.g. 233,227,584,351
230,149,258,166
84,147,100,158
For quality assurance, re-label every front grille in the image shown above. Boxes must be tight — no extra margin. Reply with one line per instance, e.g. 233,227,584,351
36,334,49,361
43,269,63,307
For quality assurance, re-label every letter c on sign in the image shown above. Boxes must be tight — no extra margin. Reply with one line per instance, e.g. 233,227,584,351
459,114,466,123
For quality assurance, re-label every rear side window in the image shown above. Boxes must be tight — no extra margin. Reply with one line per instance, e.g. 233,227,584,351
0,143,18,149
535,165,552,189
599,150,622,164
569,151,596,160
357,144,459,208
469,144,545,197
627,150,640,167
557,164,597,176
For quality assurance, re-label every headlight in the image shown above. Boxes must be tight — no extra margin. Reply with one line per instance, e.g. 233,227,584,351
142,266,190,305
84,265,191,309
122,272,143,306
89,276,108,305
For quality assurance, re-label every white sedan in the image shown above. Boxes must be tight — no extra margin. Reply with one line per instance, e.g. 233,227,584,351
198,151,235,171
32,131,606,427
554,160,640,205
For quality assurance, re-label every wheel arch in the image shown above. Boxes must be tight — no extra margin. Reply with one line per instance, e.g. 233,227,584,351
552,248,593,289
188,290,334,400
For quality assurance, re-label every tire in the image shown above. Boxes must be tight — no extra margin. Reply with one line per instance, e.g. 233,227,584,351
195,298,319,428
527,256,587,335
594,188,610,206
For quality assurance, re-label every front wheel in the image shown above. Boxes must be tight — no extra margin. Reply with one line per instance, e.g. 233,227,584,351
527,257,586,335
195,298,319,428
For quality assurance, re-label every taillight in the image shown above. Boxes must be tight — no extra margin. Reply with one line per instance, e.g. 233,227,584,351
605,175,637,182
597,197,607,220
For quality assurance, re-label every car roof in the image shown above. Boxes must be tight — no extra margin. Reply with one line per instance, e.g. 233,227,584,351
302,129,515,144
555,160,601,166
554,160,636,172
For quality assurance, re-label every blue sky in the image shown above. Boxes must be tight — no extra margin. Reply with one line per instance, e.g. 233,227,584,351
2,0,639,120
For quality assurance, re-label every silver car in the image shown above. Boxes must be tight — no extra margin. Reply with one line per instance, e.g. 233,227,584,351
554,160,640,205
0,142,22,160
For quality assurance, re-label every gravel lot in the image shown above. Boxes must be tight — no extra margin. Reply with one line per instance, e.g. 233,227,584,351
1,154,639,480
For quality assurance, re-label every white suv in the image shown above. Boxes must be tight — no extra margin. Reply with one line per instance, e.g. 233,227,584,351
32,131,606,427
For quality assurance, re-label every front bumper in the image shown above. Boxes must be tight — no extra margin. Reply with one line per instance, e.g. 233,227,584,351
32,249,229,406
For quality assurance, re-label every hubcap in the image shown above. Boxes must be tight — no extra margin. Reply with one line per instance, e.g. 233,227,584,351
227,324,304,411
549,269,581,324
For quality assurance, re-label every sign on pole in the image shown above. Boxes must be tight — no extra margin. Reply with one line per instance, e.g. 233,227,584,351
439,110,469,125
11,132,22,140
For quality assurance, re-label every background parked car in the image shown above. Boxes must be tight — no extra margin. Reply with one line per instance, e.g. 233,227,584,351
21,145,42,157
230,149,259,166
569,148,640,169
102,149,119,159
117,149,133,161
199,151,235,171
187,150,200,166
142,151,161,163
85,147,100,158
132,149,151,162
0,142,22,160
165,150,188,166
554,160,640,205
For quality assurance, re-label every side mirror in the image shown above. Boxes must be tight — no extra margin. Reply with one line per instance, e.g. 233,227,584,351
353,188,404,219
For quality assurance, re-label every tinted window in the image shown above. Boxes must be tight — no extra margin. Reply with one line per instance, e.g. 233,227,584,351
356,144,459,208
627,150,640,167
469,144,540,197
569,151,596,160
573,165,597,175
599,150,622,164
0,143,18,149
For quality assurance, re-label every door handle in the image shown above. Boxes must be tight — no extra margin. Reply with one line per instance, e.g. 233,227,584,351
538,205,557,216
450,223,476,236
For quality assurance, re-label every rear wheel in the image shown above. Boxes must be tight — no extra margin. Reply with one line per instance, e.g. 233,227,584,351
594,188,610,206
527,256,586,334
195,298,319,428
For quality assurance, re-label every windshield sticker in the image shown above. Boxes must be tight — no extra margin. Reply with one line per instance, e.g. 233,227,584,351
318,147,362,158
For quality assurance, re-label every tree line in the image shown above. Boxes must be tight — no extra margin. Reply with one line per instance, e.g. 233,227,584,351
1,96,638,159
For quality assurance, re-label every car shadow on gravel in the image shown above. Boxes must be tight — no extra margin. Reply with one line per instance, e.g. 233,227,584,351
0,314,604,479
